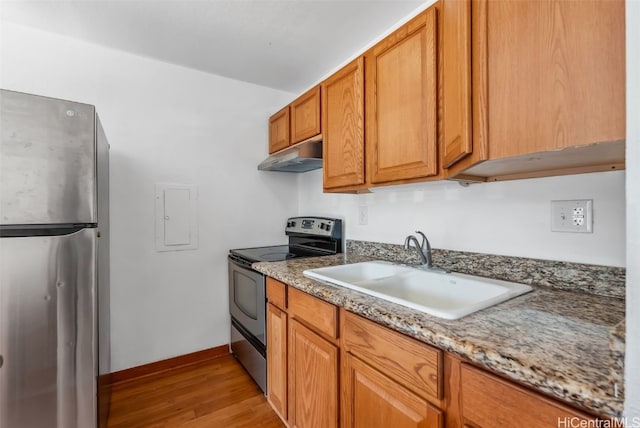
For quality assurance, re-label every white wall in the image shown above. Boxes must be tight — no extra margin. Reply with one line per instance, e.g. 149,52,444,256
625,0,640,419
299,170,625,266
1,22,297,371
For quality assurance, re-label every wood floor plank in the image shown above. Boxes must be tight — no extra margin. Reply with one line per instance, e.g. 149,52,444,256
107,355,284,428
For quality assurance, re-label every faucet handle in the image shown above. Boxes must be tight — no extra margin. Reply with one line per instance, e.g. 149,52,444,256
415,231,429,252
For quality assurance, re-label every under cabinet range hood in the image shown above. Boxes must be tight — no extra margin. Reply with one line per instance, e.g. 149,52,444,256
258,139,322,172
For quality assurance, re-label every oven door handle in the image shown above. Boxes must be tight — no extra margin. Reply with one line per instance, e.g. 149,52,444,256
228,253,253,269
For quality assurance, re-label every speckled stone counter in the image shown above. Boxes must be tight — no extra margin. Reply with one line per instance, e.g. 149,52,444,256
609,320,626,398
253,252,625,418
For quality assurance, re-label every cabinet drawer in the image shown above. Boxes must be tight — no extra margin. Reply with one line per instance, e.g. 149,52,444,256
460,364,597,428
288,287,338,339
342,311,442,401
266,277,287,310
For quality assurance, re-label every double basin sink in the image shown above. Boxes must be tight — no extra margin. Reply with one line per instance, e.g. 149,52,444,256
303,261,532,320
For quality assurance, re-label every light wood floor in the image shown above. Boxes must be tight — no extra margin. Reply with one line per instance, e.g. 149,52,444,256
107,354,285,428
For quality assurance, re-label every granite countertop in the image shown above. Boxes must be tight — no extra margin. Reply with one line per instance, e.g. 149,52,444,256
253,252,625,418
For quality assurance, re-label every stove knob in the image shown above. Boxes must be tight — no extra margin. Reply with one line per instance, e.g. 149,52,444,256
320,222,326,230
290,221,296,228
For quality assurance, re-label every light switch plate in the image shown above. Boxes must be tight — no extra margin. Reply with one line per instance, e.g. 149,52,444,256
551,200,593,233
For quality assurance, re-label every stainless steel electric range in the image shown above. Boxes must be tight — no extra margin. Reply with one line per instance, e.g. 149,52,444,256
228,217,343,392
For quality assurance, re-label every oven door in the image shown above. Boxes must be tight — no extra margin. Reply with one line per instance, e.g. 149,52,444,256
228,255,266,345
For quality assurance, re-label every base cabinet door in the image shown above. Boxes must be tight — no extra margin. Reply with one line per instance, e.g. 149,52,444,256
266,303,287,422
343,353,443,428
289,319,338,428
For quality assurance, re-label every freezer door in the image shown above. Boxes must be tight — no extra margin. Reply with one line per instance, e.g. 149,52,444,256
0,90,96,225
0,229,97,428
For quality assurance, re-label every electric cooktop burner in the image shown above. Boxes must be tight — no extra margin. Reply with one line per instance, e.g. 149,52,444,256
230,244,325,263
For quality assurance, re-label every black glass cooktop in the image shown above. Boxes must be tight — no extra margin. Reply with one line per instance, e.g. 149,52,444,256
230,245,327,263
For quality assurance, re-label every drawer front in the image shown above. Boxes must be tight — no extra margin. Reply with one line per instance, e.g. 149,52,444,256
288,287,338,339
266,277,287,310
460,364,596,428
343,311,442,401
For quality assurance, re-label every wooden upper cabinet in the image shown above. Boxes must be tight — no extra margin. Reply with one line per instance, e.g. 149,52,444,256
486,0,624,159
321,57,365,190
442,0,473,169
366,7,438,184
269,106,290,154
290,86,321,144
444,0,625,179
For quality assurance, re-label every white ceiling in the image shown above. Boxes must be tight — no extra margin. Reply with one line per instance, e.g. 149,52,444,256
1,0,425,93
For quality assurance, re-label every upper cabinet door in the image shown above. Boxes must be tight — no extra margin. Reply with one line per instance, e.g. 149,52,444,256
269,106,290,154
321,57,365,190
442,0,624,180
366,8,438,184
485,0,625,159
290,86,321,144
442,0,472,169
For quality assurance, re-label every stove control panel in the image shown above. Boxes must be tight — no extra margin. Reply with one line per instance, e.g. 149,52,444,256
285,216,342,238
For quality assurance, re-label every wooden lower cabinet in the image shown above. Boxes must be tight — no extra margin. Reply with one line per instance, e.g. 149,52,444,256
266,302,288,422
265,279,606,428
343,352,443,428
459,364,598,428
288,319,339,428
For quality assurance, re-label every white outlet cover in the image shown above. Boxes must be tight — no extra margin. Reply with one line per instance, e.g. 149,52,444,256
551,200,593,233
358,205,368,226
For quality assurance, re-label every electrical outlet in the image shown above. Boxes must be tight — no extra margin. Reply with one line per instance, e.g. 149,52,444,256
551,200,593,233
358,206,368,226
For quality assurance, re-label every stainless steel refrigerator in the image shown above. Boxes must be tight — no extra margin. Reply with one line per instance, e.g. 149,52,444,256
0,90,111,428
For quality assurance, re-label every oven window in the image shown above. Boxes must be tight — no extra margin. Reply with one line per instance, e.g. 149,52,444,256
233,270,258,320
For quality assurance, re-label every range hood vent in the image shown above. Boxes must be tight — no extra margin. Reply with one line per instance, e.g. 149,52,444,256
258,138,322,173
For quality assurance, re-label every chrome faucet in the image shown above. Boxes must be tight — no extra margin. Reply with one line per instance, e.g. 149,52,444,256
404,234,429,266
404,230,445,272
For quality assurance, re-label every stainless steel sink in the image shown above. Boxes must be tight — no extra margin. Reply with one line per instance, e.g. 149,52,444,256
303,261,532,320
